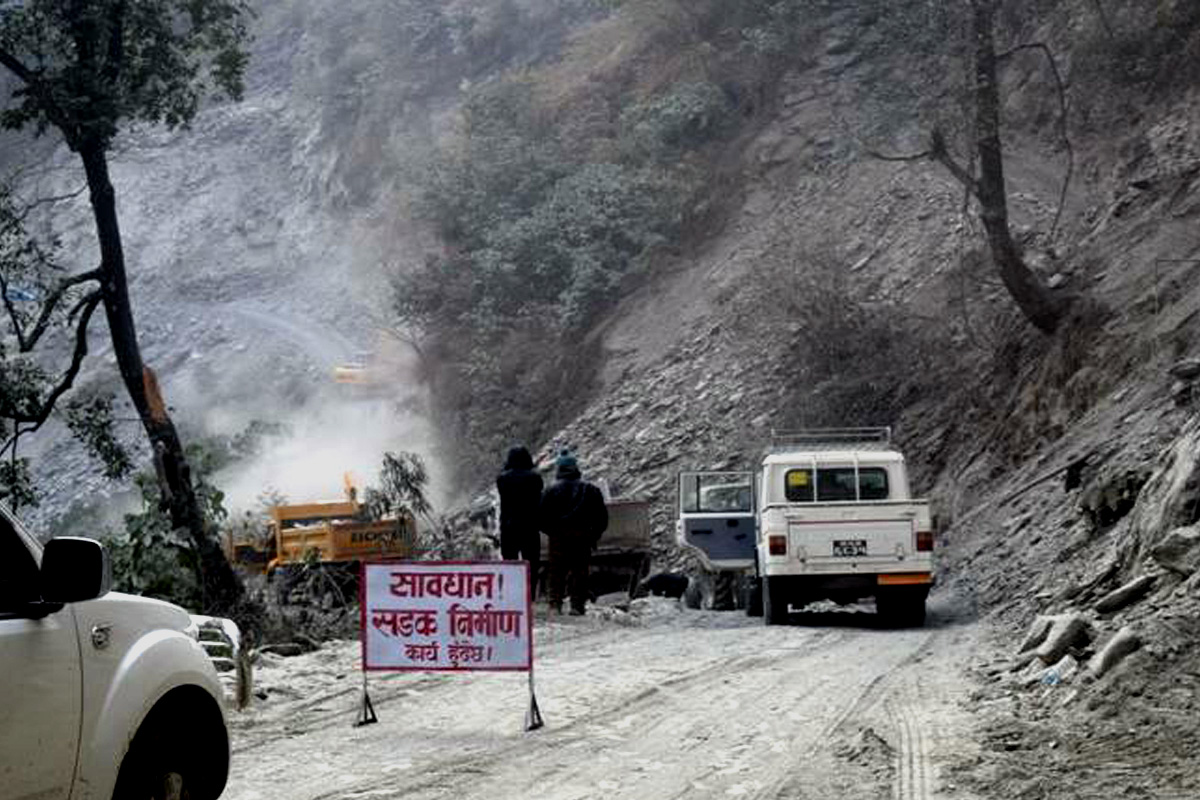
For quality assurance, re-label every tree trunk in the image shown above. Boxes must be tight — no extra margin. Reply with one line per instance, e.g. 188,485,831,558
971,0,1065,334
78,141,243,614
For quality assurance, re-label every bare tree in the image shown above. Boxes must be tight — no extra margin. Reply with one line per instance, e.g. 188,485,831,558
872,0,1070,334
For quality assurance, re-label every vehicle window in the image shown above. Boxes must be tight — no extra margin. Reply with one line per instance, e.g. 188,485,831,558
784,469,815,502
0,515,40,613
784,468,889,502
680,473,754,513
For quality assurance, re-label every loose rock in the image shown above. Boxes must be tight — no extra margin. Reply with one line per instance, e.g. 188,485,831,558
1094,574,1157,614
1088,626,1142,678
1149,526,1200,576
1018,615,1054,653
1168,358,1200,380
1035,613,1091,665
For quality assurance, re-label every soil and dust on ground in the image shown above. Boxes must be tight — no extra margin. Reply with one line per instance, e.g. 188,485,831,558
225,593,984,800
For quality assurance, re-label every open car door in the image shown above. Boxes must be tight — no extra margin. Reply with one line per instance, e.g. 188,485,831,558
677,471,756,570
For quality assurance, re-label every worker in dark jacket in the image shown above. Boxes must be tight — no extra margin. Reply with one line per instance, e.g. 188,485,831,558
496,446,544,589
539,451,608,615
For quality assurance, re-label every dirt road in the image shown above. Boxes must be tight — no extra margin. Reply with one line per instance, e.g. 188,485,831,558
225,595,981,800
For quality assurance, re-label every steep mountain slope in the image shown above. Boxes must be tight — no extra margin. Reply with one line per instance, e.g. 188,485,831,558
4,0,571,517
533,3,1200,796
4,1,1200,793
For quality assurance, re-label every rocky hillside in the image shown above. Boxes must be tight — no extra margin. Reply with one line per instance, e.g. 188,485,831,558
529,2,1200,795
5,1,1200,794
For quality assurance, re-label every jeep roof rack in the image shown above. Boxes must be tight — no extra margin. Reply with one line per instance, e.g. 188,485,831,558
767,427,893,452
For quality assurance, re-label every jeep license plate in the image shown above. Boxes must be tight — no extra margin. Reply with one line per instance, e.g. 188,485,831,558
832,539,867,557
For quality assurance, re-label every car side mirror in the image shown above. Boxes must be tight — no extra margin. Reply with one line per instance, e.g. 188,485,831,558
40,537,111,604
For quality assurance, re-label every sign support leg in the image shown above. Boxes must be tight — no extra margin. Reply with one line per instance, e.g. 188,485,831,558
525,665,544,732
356,671,378,727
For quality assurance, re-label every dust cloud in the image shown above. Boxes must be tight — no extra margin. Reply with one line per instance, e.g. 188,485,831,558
164,312,451,520
216,390,448,516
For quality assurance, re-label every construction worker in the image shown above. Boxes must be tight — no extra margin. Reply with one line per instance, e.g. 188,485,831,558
539,450,607,616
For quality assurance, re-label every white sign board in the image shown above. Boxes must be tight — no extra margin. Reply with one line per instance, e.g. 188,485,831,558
361,561,532,672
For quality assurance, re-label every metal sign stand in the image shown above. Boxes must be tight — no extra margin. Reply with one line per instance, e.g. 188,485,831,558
525,663,544,731
355,672,377,727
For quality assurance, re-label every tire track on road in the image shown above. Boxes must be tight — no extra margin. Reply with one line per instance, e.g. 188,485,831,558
750,628,941,800
308,629,849,800
889,700,933,800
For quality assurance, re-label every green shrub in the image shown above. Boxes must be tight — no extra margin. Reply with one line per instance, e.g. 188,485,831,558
619,82,734,158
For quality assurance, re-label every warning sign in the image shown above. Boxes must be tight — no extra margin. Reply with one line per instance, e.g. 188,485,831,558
361,561,532,672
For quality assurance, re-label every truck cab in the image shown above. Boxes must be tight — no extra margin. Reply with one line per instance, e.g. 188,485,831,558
678,429,934,626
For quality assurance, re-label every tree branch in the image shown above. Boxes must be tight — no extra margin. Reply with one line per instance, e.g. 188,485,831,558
0,47,34,84
1,268,103,352
930,128,981,199
997,41,1074,240
864,147,934,163
0,46,72,134
7,186,89,223
3,290,102,438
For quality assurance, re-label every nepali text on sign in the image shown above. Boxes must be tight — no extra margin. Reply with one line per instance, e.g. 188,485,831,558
362,562,532,671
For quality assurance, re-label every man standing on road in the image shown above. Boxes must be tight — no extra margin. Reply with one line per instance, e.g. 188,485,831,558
496,446,544,590
539,450,608,616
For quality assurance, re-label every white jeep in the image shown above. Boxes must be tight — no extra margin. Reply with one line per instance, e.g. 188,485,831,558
678,428,935,626
0,504,232,800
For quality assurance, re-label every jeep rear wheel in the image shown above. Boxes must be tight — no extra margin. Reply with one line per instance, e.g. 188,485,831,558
744,577,763,617
876,587,928,628
762,576,788,625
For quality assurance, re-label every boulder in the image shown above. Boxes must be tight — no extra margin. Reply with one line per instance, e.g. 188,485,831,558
1094,574,1157,614
1172,380,1193,407
1035,613,1091,665
1018,615,1054,654
1168,358,1200,381
1150,526,1200,576
1088,626,1142,678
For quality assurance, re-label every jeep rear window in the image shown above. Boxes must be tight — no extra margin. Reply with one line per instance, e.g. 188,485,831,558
784,468,889,502
680,473,754,513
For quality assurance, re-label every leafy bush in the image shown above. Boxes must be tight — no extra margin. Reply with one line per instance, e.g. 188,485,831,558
104,449,227,611
0,449,36,509
738,0,822,56
619,82,735,158
398,71,701,482
395,3,830,486
101,435,249,611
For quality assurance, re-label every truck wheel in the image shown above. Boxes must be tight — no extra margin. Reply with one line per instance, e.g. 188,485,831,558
114,737,204,800
877,589,927,628
744,577,763,617
762,577,787,625
112,689,228,800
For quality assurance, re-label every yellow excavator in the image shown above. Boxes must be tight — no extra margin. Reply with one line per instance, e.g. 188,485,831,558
225,474,417,579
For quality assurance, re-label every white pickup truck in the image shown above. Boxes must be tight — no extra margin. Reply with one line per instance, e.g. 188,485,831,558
0,504,232,800
678,429,935,626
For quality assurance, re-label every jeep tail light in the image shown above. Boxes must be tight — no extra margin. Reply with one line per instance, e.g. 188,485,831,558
768,535,787,556
916,530,934,552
